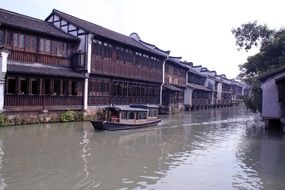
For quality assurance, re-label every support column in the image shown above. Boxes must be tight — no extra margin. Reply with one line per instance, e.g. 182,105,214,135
83,34,93,111
0,49,10,111
160,56,168,105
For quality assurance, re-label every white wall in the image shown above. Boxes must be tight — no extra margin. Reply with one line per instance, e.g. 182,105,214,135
184,87,193,106
261,75,282,119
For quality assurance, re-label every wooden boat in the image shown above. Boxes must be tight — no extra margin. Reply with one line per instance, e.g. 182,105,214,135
90,105,161,131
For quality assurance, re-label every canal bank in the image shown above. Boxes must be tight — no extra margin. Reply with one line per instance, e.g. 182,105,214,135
0,106,284,190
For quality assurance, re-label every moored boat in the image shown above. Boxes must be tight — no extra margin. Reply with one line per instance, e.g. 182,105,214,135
90,105,161,131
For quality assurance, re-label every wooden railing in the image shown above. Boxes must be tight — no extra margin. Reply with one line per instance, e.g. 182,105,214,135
9,51,70,66
91,58,162,82
4,95,83,111
88,96,159,106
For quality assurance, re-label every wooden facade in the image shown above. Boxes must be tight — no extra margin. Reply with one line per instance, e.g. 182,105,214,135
88,77,160,106
0,8,250,118
4,74,83,111
45,9,165,108
0,9,85,112
162,59,187,113
186,70,212,109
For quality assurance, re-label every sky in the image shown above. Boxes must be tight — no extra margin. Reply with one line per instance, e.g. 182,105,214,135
0,0,285,79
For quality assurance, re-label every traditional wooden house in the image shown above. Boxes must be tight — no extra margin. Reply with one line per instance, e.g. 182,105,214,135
260,67,285,130
46,10,167,110
201,69,217,107
184,65,212,110
0,8,85,115
230,80,244,105
215,75,232,107
161,56,188,113
129,34,188,114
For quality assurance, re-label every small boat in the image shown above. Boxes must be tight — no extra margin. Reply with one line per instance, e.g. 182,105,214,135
90,105,161,131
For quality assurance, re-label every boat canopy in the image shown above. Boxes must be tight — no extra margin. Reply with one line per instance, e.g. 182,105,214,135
104,105,148,112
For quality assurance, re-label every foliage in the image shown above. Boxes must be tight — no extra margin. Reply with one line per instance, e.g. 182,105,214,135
0,113,7,126
243,78,262,113
232,21,285,112
60,110,77,122
94,109,105,121
232,21,276,51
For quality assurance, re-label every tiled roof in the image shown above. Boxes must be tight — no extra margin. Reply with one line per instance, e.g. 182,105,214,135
7,61,86,79
0,8,77,41
167,57,189,70
48,9,167,57
163,84,183,91
260,66,285,82
187,83,212,91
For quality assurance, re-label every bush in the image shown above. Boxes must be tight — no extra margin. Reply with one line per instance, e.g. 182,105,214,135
94,109,105,120
0,113,7,126
60,110,77,122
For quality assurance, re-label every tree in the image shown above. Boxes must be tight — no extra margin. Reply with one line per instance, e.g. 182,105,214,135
232,21,285,112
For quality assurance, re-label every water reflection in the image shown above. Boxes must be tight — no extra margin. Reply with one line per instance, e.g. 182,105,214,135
76,127,100,189
0,140,6,190
0,107,284,189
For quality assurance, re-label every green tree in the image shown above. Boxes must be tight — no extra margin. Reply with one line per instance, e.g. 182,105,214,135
232,21,285,112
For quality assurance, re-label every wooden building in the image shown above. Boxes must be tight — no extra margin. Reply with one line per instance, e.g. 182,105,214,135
0,8,85,113
46,9,167,109
184,65,212,110
0,8,251,122
161,57,188,113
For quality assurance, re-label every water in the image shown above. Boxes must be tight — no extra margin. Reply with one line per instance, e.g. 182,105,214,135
0,106,284,190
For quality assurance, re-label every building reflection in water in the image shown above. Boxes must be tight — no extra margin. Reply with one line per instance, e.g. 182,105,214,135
76,126,101,189
0,140,6,190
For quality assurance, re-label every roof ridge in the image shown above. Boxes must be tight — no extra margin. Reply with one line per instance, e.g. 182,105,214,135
53,9,132,39
0,8,44,23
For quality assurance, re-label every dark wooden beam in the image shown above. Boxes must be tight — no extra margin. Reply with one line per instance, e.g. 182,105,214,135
68,28,78,33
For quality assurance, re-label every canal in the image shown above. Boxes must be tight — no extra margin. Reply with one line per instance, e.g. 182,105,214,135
0,106,284,190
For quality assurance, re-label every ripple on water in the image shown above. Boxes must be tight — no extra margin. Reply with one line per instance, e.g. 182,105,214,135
0,107,284,190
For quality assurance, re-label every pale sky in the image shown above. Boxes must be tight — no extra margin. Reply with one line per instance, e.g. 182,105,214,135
0,0,284,78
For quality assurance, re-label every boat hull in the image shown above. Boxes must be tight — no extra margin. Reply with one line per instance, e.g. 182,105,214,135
90,119,161,131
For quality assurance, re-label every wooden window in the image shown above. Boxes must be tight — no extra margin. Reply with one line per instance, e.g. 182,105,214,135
5,31,13,48
112,81,117,96
0,30,4,46
63,80,69,95
39,38,51,53
71,81,78,96
13,33,25,49
52,41,65,56
19,78,28,95
7,77,16,94
13,33,18,47
116,47,124,62
44,79,51,95
31,79,39,95
93,40,103,57
53,79,61,95
25,35,37,52
128,83,133,96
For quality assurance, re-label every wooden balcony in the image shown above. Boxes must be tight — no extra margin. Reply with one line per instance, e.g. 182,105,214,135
4,95,83,111
9,51,70,66
91,58,162,83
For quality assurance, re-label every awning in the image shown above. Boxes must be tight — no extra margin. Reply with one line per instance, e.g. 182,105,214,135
163,84,183,92
187,83,212,92
7,61,86,79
